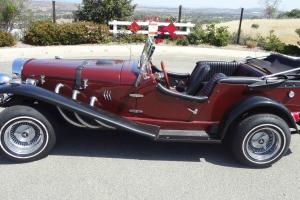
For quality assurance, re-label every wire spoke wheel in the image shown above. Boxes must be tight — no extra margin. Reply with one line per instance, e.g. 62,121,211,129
1,117,48,158
0,106,56,162
243,124,285,164
231,114,291,167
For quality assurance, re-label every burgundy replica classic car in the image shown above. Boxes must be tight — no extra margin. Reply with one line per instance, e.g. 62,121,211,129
0,37,300,167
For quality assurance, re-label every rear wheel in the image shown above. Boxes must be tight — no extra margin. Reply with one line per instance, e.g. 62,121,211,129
0,105,56,162
231,114,291,168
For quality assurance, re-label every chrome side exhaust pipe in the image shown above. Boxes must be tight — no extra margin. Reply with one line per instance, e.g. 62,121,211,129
90,96,98,107
55,84,85,128
54,83,115,130
72,90,101,129
88,96,115,129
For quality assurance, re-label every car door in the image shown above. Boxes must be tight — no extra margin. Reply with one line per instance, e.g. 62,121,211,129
135,78,200,122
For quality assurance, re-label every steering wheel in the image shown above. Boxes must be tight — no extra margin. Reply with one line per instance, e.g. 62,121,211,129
161,61,171,89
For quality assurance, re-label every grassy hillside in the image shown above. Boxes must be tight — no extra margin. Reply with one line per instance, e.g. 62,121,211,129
219,19,300,45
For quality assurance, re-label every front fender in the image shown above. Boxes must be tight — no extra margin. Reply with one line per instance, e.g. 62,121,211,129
0,84,159,138
219,96,298,139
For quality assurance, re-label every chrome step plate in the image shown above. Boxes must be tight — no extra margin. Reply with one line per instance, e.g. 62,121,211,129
157,130,221,143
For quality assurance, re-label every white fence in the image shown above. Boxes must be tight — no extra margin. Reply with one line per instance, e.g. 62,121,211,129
108,20,195,36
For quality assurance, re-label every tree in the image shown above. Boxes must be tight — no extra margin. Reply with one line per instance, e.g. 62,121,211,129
0,0,25,32
279,9,300,19
261,0,281,19
75,0,136,24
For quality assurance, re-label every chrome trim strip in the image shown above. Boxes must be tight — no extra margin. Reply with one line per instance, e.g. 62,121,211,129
129,109,143,114
103,89,112,101
129,94,144,98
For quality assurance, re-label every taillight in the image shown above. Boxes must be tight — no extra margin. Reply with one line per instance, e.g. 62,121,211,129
291,112,300,122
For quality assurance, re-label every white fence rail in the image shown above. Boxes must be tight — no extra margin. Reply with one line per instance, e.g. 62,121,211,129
108,20,195,36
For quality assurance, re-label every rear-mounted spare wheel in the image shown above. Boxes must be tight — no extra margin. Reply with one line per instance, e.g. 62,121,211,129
0,106,56,162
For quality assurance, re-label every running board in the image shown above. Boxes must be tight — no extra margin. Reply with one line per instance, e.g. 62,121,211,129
156,130,221,143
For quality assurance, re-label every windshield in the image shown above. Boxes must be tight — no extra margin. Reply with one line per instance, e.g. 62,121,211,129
134,37,156,87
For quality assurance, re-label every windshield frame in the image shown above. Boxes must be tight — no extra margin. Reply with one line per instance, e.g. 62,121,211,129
134,37,156,87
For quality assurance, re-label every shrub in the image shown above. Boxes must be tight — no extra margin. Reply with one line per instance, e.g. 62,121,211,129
279,44,300,56
206,24,230,47
23,21,111,46
176,37,189,46
245,40,258,48
187,25,206,45
0,31,16,47
113,33,147,43
187,24,230,47
23,21,58,45
296,28,300,45
251,23,260,29
260,30,285,52
296,28,300,36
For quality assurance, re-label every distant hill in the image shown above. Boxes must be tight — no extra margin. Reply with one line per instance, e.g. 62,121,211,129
28,0,265,22
135,7,265,22
27,0,79,20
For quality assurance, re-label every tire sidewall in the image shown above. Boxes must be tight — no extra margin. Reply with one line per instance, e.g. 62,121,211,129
0,106,56,162
232,114,291,167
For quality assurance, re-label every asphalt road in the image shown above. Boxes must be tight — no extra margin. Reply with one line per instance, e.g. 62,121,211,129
1,55,300,200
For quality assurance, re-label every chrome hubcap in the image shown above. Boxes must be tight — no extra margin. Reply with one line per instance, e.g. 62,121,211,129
244,125,283,162
2,118,45,155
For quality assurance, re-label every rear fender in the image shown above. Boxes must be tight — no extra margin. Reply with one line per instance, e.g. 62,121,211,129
219,96,297,139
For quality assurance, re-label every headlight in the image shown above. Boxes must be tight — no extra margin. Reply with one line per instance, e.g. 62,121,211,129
12,58,30,79
0,73,11,85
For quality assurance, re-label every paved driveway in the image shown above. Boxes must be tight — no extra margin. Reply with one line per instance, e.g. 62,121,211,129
0,50,299,200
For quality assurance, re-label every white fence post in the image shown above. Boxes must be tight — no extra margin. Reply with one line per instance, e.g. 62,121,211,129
186,22,192,34
112,20,118,36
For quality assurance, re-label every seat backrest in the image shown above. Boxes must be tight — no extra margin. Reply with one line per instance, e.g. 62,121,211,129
234,63,265,77
196,61,240,81
198,73,226,97
186,64,210,95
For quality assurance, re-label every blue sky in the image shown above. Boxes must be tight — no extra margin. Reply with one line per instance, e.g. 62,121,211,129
59,0,300,10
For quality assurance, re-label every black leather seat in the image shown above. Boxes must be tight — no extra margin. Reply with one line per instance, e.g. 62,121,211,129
196,61,241,81
185,64,210,95
198,73,227,96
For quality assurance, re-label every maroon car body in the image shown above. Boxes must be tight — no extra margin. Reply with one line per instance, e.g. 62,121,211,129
20,56,300,130
0,37,300,167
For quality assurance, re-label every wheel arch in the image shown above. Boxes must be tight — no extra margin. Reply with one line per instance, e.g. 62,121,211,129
219,96,297,140
1,94,59,116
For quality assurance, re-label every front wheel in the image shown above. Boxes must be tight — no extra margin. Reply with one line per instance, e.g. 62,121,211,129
0,105,56,162
231,114,291,168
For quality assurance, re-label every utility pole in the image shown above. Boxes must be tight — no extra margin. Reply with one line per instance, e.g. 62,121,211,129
52,1,56,23
178,5,182,22
236,7,244,44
